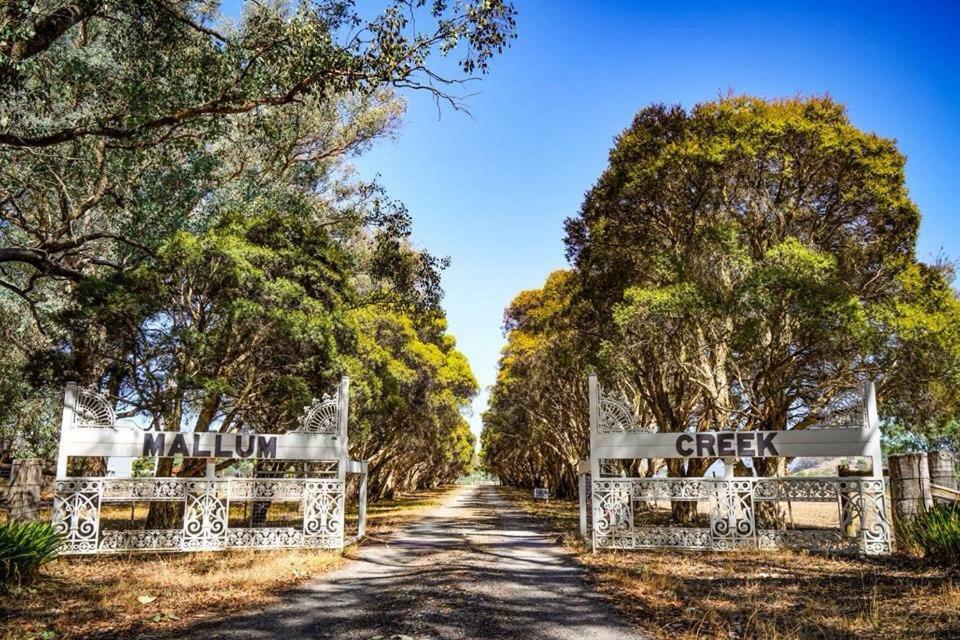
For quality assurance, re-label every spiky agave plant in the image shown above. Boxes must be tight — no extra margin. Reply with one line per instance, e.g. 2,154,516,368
0,522,64,585
903,504,960,566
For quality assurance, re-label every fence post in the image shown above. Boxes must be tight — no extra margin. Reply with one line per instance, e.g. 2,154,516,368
578,461,588,540
357,463,368,540
928,451,957,492
888,452,934,542
7,458,44,521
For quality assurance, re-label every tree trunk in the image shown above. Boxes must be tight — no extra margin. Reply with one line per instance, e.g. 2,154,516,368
667,458,707,525
754,456,787,529
146,457,183,529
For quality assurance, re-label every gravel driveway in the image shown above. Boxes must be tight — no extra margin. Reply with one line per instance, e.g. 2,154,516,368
193,484,645,640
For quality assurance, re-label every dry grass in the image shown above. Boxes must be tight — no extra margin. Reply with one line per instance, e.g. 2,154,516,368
1,485,458,640
504,488,960,640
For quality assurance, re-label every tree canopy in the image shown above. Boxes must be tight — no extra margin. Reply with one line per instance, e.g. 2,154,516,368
483,96,960,498
0,0,516,497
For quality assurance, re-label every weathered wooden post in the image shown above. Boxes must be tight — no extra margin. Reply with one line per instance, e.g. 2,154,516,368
7,458,44,521
888,452,934,542
928,451,957,491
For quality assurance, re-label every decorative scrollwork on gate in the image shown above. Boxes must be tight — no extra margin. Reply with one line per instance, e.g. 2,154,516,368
295,393,340,434
182,482,228,550
810,386,866,429
709,480,755,550
303,480,344,548
753,478,839,501
592,480,634,548
857,479,892,555
74,387,116,427
52,479,102,553
101,478,188,500
598,389,655,434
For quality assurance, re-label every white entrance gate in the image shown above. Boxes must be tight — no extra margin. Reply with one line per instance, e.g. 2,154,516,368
52,378,367,554
579,375,891,555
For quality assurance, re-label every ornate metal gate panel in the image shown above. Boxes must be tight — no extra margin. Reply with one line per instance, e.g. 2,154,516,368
52,479,102,554
52,378,368,555
709,479,756,551
303,479,345,548
182,481,229,551
584,375,892,556
590,476,890,554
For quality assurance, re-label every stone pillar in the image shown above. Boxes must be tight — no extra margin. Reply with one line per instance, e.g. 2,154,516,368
7,458,44,521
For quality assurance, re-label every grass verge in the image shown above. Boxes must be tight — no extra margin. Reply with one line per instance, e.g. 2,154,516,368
1,485,458,640
503,487,960,640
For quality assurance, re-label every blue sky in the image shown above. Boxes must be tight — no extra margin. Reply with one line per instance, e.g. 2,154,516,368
354,1,960,439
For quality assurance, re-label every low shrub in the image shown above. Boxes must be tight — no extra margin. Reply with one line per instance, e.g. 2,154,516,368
903,504,960,566
0,521,64,585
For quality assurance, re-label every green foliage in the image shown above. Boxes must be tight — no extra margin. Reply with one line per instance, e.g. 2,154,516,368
0,521,63,586
482,270,593,498
486,95,960,493
902,505,960,566
0,0,514,295
347,307,478,499
131,456,156,478
0,2,502,497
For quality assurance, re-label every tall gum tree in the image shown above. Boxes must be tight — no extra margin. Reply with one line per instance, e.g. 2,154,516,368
557,96,960,524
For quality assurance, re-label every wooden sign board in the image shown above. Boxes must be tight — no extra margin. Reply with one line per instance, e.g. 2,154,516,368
592,427,878,461
59,427,345,461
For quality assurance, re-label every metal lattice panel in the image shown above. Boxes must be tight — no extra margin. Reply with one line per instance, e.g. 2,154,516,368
228,478,308,501
182,482,229,550
591,476,892,555
100,529,184,552
101,478,188,501
74,388,116,427
709,480,756,550
54,477,350,554
296,393,340,434
303,480,345,548
632,527,712,550
52,479,103,553
598,390,656,434
227,527,305,548
753,478,840,501
631,478,712,501
812,387,867,429
757,529,857,553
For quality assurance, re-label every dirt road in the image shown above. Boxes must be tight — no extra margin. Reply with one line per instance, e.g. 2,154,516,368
198,484,644,640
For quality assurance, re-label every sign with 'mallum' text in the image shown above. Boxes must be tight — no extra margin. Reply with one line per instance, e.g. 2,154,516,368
58,427,346,461
142,432,278,459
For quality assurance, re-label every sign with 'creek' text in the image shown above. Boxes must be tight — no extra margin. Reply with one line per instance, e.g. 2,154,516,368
674,431,779,458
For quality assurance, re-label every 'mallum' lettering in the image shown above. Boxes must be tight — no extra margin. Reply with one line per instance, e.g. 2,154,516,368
675,431,780,458
141,433,278,458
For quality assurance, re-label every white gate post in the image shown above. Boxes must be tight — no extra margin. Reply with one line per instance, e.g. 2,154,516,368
864,381,883,479
578,460,589,539
587,374,600,550
56,382,78,479
337,376,350,481
357,462,368,539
